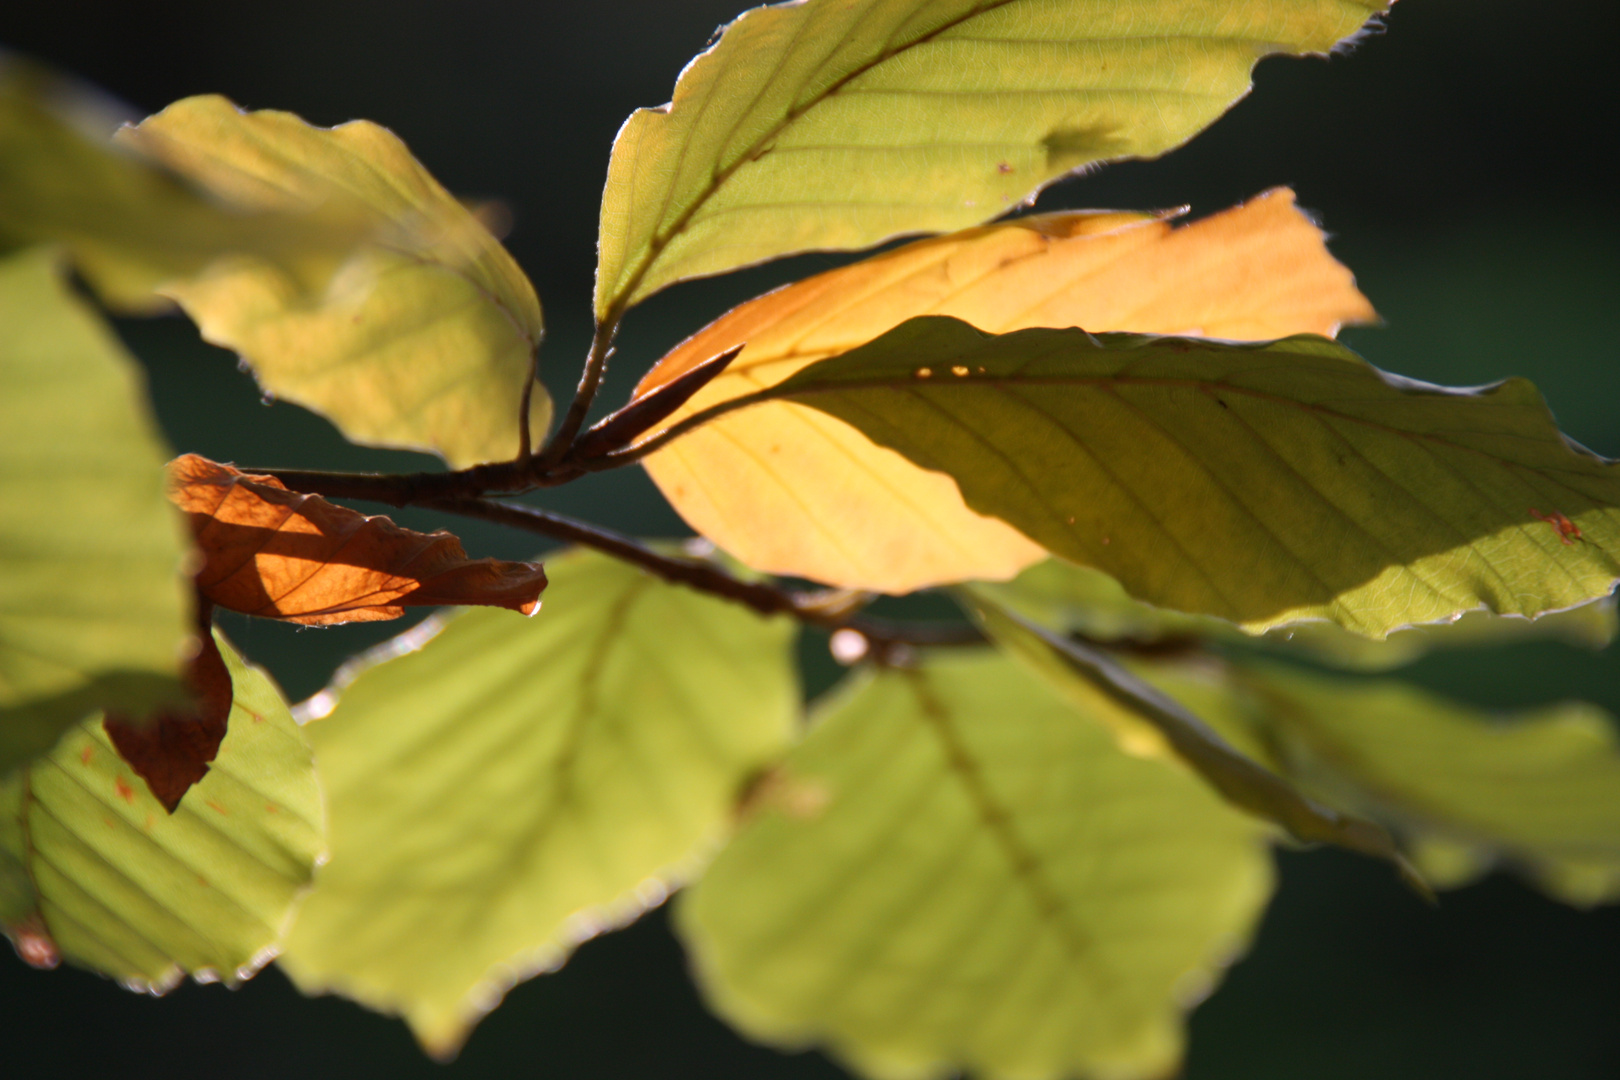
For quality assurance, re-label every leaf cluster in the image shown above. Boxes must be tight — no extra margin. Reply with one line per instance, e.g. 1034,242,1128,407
3,5,1620,1077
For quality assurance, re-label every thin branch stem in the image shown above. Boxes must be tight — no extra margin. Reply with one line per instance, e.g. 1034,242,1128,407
423,496,983,652
539,313,621,468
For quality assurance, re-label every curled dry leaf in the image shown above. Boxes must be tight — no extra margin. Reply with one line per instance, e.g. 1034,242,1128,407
103,601,233,812
168,454,546,625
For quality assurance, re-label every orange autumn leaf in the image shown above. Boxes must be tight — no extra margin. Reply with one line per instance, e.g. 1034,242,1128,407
633,188,1377,594
168,454,546,624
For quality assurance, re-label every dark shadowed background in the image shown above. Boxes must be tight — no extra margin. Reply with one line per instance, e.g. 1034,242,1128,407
3,1,1618,1077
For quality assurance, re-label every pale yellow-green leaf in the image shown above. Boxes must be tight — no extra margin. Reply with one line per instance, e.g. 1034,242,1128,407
726,317,1620,636
968,596,1411,875
0,60,354,312
596,0,1388,315
1233,662,1620,905
278,549,798,1057
0,247,190,774
679,652,1271,1080
0,631,324,989
633,190,1373,591
120,95,549,467
976,559,1618,672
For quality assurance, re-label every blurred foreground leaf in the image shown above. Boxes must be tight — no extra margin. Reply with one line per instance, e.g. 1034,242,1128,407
680,652,1270,1080
1232,663,1620,905
120,95,549,467
635,190,1372,592
0,632,323,989
279,549,797,1057
0,247,189,774
0,59,354,312
596,0,1387,314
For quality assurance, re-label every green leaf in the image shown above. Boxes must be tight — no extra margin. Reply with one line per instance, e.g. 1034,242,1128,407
0,631,324,989
968,596,1413,876
679,652,1271,1080
976,559,1618,672
0,60,354,313
117,95,549,468
1231,662,1620,906
278,549,798,1058
729,316,1620,637
0,247,190,774
595,0,1387,315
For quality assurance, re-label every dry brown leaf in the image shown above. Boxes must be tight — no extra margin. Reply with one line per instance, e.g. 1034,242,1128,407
168,454,546,625
633,188,1377,593
103,601,232,812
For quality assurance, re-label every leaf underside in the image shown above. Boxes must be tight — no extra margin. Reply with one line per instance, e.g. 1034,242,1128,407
680,652,1271,1080
749,317,1620,636
635,190,1374,592
278,549,797,1057
596,0,1388,315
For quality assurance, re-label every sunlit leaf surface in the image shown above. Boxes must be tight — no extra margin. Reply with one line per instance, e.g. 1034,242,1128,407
680,652,1270,1080
975,558,1618,671
596,0,1388,314
0,633,324,990
121,96,549,467
734,317,1620,635
636,190,1371,591
170,455,546,624
279,549,798,1057
0,247,189,774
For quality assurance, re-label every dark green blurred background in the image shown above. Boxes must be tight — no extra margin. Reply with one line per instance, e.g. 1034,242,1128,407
3,1,1619,1076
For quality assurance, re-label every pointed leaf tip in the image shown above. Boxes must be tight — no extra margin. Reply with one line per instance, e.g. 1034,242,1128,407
168,455,546,624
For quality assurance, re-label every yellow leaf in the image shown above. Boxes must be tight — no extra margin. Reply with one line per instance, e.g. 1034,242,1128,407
119,96,549,467
636,190,1374,592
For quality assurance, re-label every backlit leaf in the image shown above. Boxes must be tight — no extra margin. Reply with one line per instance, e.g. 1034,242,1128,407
0,247,190,774
0,632,324,991
679,652,1271,1080
596,0,1388,314
635,190,1371,591
727,317,1620,635
169,454,546,625
103,602,235,812
1231,662,1620,905
0,60,356,312
120,96,549,467
278,549,798,1057
969,596,1410,872
975,559,1618,671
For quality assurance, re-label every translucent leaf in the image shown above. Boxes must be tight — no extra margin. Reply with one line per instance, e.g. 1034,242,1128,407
0,59,356,313
634,190,1371,591
729,317,1620,635
679,652,1271,1080
596,0,1388,314
170,455,546,625
1231,662,1620,906
120,96,549,467
976,559,1618,672
0,247,190,774
278,549,798,1057
0,632,324,990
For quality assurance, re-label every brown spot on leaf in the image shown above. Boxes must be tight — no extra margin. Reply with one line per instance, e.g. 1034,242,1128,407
113,777,136,804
